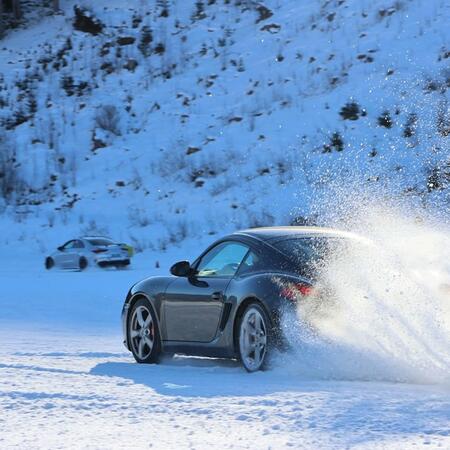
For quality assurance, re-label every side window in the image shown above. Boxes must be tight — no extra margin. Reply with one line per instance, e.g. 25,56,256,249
196,242,249,278
237,250,263,275
62,240,76,250
74,240,84,248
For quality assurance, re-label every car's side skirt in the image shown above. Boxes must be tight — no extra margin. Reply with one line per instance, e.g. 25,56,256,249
161,341,236,359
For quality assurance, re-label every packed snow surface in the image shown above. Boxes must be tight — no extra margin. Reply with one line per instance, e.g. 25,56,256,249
1,214,450,449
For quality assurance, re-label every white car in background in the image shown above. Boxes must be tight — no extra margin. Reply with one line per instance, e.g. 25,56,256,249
45,236,132,270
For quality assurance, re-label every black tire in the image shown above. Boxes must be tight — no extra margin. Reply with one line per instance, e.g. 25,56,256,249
128,297,161,364
115,260,130,269
45,257,54,270
79,257,88,270
237,302,272,372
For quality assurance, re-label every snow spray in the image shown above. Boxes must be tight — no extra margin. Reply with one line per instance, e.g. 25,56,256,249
279,194,450,384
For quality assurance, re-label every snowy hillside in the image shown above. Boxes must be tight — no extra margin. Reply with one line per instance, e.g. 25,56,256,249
0,0,448,252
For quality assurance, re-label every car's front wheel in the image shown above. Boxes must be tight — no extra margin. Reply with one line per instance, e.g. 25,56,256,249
238,303,271,372
128,298,161,364
45,257,54,270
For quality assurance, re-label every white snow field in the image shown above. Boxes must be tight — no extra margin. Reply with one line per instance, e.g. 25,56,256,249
1,221,450,450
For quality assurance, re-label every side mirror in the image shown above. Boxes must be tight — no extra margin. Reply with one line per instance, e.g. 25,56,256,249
57,246,64,251
170,260,193,277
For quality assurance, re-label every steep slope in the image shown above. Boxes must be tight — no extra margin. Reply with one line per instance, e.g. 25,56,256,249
0,0,448,251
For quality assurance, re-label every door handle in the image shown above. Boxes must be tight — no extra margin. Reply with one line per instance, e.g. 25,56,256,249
211,291,223,301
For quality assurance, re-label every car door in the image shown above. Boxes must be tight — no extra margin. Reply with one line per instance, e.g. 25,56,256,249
68,239,84,268
162,241,250,343
55,240,76,268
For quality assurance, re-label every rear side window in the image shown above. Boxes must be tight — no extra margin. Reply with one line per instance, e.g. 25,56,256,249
86,238,114,246
236,246,288,276
237,250,265,275
272,237,344,277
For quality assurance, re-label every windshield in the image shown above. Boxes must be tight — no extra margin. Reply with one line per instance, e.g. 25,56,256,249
272,237,347,278
85,238,114,246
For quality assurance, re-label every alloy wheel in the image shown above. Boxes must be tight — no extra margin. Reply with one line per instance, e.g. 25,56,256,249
130,305,155,360
239,306,268,372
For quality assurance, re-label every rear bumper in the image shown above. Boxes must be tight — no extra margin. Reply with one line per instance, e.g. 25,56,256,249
97,259,130,267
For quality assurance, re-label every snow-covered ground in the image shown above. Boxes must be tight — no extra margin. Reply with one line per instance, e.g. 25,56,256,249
1,245,449,449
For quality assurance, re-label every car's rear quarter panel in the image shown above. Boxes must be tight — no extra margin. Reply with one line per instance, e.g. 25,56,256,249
224,271,305,352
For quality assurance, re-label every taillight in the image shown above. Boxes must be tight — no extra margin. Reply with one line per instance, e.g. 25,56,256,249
280,283,315,302
92,248,107,253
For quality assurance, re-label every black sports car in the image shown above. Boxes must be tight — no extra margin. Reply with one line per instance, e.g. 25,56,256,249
122,226,357,371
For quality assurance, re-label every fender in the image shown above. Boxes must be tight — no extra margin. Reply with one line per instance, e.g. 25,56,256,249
122,276,174,350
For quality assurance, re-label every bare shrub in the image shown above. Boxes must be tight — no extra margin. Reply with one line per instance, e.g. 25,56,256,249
46,211,55,228
436,100,450,137
427,160,450,192
128,206,152,227
322,131,344,153
0,132,25,201
153,146,188,178
73,5,104,35
209,176,236,196
157,237,169,252
129,235,146,253
403,113,418,138
81,219,109,237
168,219,189,244
188,152,230,185
339,101,365,120
138,26,153,57
95,105,121,136
246,210,276,228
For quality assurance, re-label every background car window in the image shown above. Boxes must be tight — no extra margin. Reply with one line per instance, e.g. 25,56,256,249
62,240,76,250
196,242,249,277
85,238,113,246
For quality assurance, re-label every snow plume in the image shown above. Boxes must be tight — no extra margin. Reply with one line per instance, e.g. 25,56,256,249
280,195,450,384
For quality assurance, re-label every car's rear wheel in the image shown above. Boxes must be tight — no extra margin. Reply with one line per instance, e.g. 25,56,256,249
128,298,161,364
79,257,88,270
115,260,130,269
238,303,271,372
45,257,54,270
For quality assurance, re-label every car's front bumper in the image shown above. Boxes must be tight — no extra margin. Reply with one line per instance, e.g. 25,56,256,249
122,289,133,350
122,303,130,350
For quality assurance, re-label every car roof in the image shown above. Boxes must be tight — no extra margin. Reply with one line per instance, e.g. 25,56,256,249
80,236,114,241
233,226,362,242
